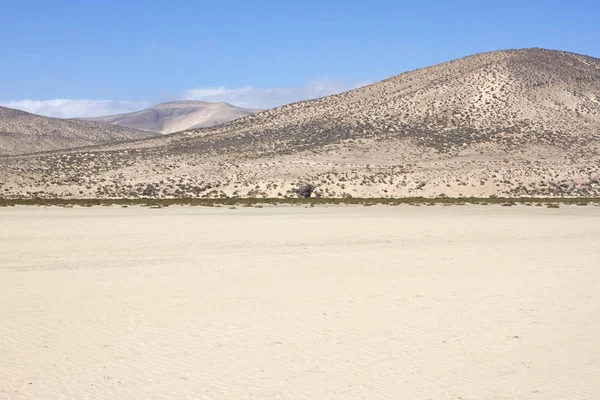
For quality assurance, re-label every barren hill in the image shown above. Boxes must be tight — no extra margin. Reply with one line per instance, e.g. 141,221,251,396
0,106,158,156
2,48,600,199
84,101,260,134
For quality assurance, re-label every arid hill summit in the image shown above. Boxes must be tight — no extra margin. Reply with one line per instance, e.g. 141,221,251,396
156,47,599,157
1,48,599,199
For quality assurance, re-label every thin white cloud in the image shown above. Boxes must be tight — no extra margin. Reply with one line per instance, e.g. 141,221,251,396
182,78,371,109
352,80,374,89
0,99,150,118
1,78,373,118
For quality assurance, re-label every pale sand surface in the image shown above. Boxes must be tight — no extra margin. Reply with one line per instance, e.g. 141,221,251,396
1,205,599,399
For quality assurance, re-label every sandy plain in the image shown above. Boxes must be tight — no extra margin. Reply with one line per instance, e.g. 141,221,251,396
1,205,599,399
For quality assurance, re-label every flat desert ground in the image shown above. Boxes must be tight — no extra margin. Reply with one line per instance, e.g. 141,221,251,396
1,205,599,400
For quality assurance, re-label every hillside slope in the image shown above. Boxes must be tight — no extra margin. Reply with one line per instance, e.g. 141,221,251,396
0,106,158,156
169,47,600,155
2,48,599,199
84,101,260,134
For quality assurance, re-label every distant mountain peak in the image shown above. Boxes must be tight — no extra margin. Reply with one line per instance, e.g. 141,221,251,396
83,101,261,134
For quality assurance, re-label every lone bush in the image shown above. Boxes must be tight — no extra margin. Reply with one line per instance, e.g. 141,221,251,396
292,183,315,198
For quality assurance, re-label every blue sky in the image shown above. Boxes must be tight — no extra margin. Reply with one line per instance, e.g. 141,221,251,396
1,0,599,117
